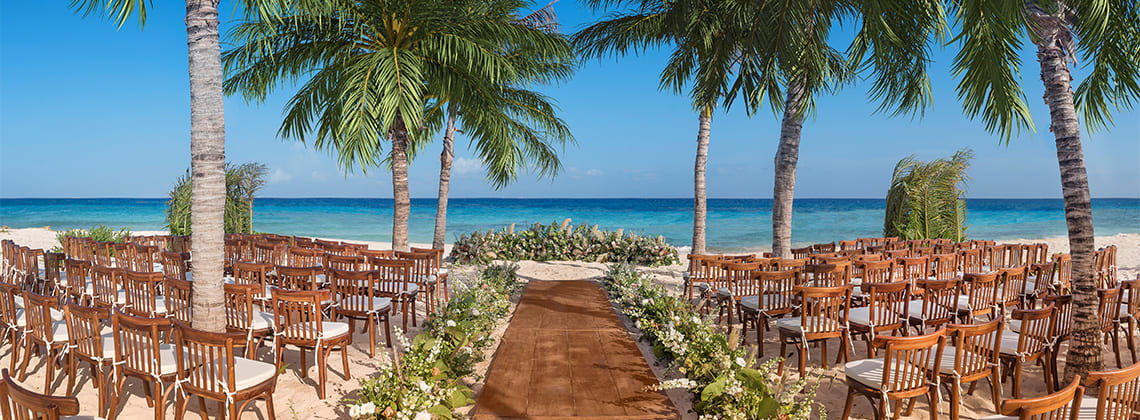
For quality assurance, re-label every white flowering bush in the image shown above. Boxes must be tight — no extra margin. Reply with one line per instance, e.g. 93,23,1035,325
349,263,521,419
603,264,819,419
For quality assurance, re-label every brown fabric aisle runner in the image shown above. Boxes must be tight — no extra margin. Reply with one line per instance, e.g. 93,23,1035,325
473,280,680,420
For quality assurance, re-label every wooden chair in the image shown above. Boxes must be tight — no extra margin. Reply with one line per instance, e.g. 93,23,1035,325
321,243,354,258
1053,254,1072,292
410,246,449,303
394,251,438,319
252,242,284,266
357,249,394,261
841,330,944,420
0,284,23,373
740,269,800,357
1099,286,1124,368
370,258,417,330
986,245,1009,270
1118,279,1140,367
160,252,189,282
0,369,84,420
171,320,277,420
62,259,92,306
1040,294,1073,391
326,255,366,272
977,377,1083,420
232,261,271,306
274,265,321,291
122,270,166,318
838,240,858,251
883,249,910,260
170,236,191,253
93,243,114,268
772,258,809,273
1025,262,1056,304
714,261,763,327
791,247,813,260
908,279,960,334
999,304,1055,398
223,283,274,358
957,272,1000,323
1082,360,1140,420
997,266,1030,311
958,248,984,275
287,246,323,268
16,292,68,393
131,245,159,273
849,281,910,358
937,319,1003,419
929,253,958,281
329,268,393,357
271,287,350,400
108,309,178,420
62,303,113,417
163,278,193,324
803,262,851,287
776,285,852,376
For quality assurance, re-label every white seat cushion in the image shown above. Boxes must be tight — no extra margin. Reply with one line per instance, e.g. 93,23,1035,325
378,282,419,295
739,295,761,311
845,358,886,388
716,287,732,298
248,311,276,330
693,282,709,291
157,344,178,375
1009,319,1022,333
233,357,276,390
977,416,1014,420
281,322,351,340
775,317,801,332
848,307,872,326
63,416,106,420
998,332,1040,356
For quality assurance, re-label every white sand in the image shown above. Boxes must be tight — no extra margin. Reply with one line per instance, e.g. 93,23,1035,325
1,227,1136,419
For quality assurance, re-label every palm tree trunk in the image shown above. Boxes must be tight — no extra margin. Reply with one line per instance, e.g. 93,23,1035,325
1036,38,1100,378
432,107,458,250
186,0,226,332
772,82,806,258
692,108,711,255
391,119,411,252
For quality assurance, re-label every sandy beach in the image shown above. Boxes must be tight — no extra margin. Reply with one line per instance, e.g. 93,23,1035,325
0,226,1137,419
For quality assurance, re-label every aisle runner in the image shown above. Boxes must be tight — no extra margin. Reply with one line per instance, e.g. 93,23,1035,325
473,280,680,420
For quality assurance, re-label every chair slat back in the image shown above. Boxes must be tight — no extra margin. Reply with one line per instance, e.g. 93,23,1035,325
1011,305,1054,357
112,310,170,379
1099,287,1122,333
0,369,81,420
946,319,1002,381
161,252,189,282
64,304,109,362
986,245,1009,270
93,242,114,267
370,258,411,296
772,258,808,272
958,248,984,274
1053,254,1072,291
794,285,850,339
877,331,944,396
63,259,91,302
326,255,366,272
275,265,321,291
962,272,1000,319
917,279,960,329
791,247,813,260
223,283,258,331
164,278,194,324
271,288,327,344
22,292,58,345
724,262,763,297
999,266,1030,308
0,285,20,338
929,253,958,280
232,261,270,293
1029,262,1057,296
90,266,121,309
173,321,243,398
803,263,851,287
857,260,894,284
1085,359,1140,420
122,270,164,317
394,251,435,284
866,281,910,331
329,269,378,314
998,377,1083,419
287,247,323,267
757,270,800,316
899,257,929,282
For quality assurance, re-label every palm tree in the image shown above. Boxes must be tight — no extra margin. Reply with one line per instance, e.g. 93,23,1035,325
71,0,288,332
428,4,576,249
884,149,973,241
576,0,946,257
948,0,1140,377
224,0,560,252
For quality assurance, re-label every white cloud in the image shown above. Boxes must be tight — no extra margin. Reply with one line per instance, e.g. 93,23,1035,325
268,169,293,183
452,157,481,176
585,169,603,177
311,170,326,181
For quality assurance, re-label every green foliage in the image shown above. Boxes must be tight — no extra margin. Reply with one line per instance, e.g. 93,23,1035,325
603,264,818,419
53,225,131,252
350,263,519,419
449,220,679,267
884,149,973,241
165,162,268,235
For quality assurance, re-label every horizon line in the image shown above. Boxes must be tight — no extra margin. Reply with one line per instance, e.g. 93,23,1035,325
2,196,1139,200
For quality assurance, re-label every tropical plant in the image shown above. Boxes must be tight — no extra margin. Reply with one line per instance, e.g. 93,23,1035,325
224,0,558,252
349,263,520,419
883,149,972,242
52,225,132,252
574,0,947,259
428,3,576,249
450,219,679,266
165,162,269,236
70,0,290,333
603,264,819,418
947,0,1140,378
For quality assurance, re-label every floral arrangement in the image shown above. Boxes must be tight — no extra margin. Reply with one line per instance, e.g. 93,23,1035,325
348,263,521,419
449,219,679,267
602,264,819,419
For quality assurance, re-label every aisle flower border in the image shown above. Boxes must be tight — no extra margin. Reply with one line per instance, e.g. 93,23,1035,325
602,264,819,419
347,263,522,419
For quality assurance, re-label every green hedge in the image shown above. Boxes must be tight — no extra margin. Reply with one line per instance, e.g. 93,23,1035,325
450,220,679,267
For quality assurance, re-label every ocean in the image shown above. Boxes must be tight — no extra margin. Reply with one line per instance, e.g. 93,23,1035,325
1,198,1137,251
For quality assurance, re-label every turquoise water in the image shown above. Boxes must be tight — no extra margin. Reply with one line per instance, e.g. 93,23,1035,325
1,198,1137,251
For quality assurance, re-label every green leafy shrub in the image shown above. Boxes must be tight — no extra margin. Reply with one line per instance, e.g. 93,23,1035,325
603,264,819,419
450,220,679,267
165,161,268,235
349,263,520,419
884,149,972,241
52,225,132,252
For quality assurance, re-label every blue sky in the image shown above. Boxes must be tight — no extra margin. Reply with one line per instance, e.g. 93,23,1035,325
1,1,1137,199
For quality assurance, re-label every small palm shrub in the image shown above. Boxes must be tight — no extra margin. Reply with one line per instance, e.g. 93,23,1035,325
603,264,819,418
52,224,132,252
450,220,679,266
165,162,268,235
884,149,973,241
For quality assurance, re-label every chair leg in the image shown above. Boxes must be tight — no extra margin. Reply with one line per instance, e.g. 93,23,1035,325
299,348,307,378
316,346,327,400
265,389,277,420
990,368,1002,413
66,352,76,396
155,381,166,420
950,379,960,420
777,336,787,375
368,317,376,358
17,340,31,381
1012,362,1023,399
1113,328,1123,368
1127,319,1137,364
797,343,806,377
928,388,939,420
174,388,188,420
341,343,351,380
384,315,392,348
841,387,855,419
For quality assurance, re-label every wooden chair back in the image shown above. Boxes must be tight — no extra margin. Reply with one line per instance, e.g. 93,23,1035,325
724,262,763,298
93,242,114,267
0,369,80,420
1029,262,1057,296
1010,305,1055,359
287,247,324,267
329,268,383,315
90,266,121,309
370,258,412,296
111,309,171,380
875,331,945,400
858,260,894,284
22,292,59,347
271,288,330,346
899,256,930,282
961,272,1000,321
945,319,1003,382
929,253,958,280
864,281,911,332
986,245,1009,270
232,261,270,295
63,259,92,303
0,284,20,337
358,249,395,260
1099,287,1122,334
1053,254,1072,291
253,242,284,266
958,248,984,274
171,320,250,402
1084,359,1140,420
883,249,910,260
803,262,851,287
274,265,321,291
791,247,813,260
793,285,851,341
122,270,164,318
772,258,808,272
394,251,435,282
321,243,354,257
326,255,367,272
999,266,1030,309
1042,294,1073,343
837,240,858,251
170,236,191,253
164,277,193,323
161,252,189,282
996,377,1083,419
223,283,259,332
915,278,960,330
63,303,110,364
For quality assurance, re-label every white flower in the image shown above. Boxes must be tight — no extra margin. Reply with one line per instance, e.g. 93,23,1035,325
360,402,376,414
414,411,432,420
735,357,746,367
641,298,650,305
692,316,701,324
446,320,457,327
472,308,481,316
417,380,432,392
348,404,359,417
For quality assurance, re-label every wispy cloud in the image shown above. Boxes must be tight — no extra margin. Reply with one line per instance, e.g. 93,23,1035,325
585,169,603,177
453,157,481,176
269,169,293,183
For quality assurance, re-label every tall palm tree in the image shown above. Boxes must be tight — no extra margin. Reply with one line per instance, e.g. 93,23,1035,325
224,0,558,251
576,0,946,257
948,0,1139,377
428,4,576,249
71,0,288,332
